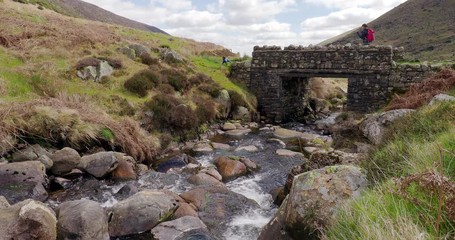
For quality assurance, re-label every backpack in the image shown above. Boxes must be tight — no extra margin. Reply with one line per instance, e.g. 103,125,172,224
366,29,375,42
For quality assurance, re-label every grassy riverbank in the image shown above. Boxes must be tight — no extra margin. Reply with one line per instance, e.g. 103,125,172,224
326,99,455,239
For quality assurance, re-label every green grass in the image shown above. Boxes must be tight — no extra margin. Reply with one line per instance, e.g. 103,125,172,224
326,102,455,239
364,102,455,182
0,48,34,100
192,55,255,110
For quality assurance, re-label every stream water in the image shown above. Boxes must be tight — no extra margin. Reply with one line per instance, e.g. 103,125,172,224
46,120,331,240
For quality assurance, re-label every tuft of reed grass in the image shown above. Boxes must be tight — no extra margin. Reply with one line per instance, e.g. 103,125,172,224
0,94,159,162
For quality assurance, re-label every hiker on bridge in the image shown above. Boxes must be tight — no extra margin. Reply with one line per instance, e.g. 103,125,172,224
357,24,375,45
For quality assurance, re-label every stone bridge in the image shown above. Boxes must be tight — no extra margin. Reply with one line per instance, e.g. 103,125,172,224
230,45,439,122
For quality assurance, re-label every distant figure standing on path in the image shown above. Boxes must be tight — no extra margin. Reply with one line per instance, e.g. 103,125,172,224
357,24,375,45
222,56,230,65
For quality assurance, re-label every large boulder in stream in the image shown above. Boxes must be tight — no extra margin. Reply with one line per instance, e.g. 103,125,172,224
180,186,260,239
0,161,48,203
108,190,178,237
50,147,81,176
0,199,57,240
283,165,368,239
214,156,247,182
360,109,414,145
57,199,109,240
78,151,119,178
111,155,137,181
151,216,211,240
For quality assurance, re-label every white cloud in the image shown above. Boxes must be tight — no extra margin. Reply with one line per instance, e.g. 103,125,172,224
81,0,407,55
218,0,296,25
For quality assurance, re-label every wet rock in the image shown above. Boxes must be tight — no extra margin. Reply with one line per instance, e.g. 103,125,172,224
79,151,119,178
52,177,72,190
183,163,201,175
429,93,455,105
173,202,198,218
273,128,319,143
51,147,81,176
284,165,368,238
235,145,259,152
258,197,292,240
137,164,149,176
0,199,57,240
151,216,210,240
222,122,237,131
112,158,137,181
214,156,247,182
224,129,252,137
108,190,178,237
12,144,53,169
303,146,319,154
139,172,181,190
156,154,189,173
248,122,259,128
276,149,304,157
57,199,109,240
231,106,251,122
259,127,273,131
211,142,231,150
36,155,53,170
267,138,286,148
360,109,414,145
273,127,302,139
62,168,84,179
193,142,214,153
238,157,259,172
216,90,231,119
180,187,260,239
200,167,223,181
116,183,138,197
234,122,243,129
0,196,10,209
0,161,48,204
188,173,223,187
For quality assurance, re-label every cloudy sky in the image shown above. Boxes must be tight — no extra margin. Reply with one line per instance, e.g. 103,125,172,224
81,0,407,55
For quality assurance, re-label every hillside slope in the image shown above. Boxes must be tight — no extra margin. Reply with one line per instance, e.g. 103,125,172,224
322,0,455,61
0,0,252,161
10,0,168,34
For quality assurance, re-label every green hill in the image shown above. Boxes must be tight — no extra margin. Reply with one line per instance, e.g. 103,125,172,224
9,0,168,34
322,0,455,61
0,0,251,162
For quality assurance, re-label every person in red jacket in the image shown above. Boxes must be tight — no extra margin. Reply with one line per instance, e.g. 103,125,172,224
357,24,374,45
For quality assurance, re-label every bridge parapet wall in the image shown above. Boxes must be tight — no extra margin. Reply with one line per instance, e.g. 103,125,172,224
251,45,396,74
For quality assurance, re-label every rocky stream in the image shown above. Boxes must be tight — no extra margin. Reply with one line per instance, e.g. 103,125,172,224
0,110,379,240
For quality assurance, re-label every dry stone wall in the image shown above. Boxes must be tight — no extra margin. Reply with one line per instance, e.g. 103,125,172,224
229,62,251,86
